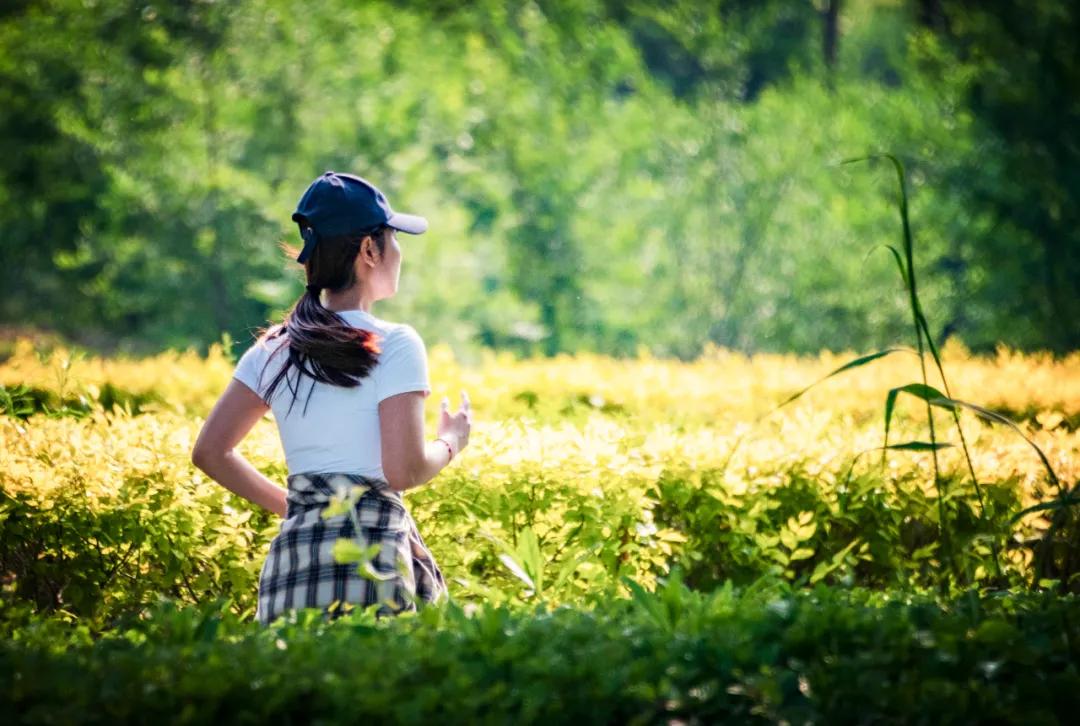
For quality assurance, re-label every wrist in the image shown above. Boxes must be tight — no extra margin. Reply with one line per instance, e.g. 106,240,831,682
435,436,456,461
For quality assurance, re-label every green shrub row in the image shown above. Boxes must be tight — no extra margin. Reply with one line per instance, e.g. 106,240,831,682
3,578,1078,725
2,450,1046,634
651,462,1025,592
0,470,282,631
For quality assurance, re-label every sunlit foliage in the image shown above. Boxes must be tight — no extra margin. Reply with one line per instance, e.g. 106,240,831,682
2,337,1077,630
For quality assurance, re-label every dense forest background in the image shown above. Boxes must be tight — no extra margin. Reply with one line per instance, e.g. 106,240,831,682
1,0,1076,360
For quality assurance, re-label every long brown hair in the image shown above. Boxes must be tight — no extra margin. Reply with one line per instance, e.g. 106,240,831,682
250,225,389,417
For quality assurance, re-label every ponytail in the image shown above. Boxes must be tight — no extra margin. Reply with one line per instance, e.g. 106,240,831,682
254,226,389,417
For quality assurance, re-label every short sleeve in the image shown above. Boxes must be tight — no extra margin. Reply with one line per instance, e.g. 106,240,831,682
233,339,271,398
376,324,431,404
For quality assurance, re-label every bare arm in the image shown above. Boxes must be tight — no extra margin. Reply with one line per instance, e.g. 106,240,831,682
379,391,455,492
191,378,288,517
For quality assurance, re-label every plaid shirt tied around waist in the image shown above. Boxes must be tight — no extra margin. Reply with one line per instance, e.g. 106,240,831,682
256,471,448,625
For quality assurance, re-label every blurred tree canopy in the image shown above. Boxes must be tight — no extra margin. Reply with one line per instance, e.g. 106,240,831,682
0,0,1076,358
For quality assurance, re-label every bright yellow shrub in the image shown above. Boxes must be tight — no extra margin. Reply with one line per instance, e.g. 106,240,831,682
1,334,1078,624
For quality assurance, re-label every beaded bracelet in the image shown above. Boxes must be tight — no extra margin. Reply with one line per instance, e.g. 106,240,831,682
436,434,453,462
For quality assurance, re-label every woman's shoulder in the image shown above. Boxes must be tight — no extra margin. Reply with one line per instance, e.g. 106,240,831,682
368,320,430,399
232,326,288,395
250,325,290,354
344,312,423,347
367,324,423,369
383,320,425,347
357,317,427,369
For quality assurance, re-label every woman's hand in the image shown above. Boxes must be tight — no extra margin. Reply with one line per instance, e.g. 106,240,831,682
438,390,471,456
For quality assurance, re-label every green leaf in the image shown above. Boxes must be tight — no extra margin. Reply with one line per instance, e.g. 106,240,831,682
551,542,603,593
883,387,900,459
477,528,517,556
883,383,950,463
773,348,913,412
1009,491,1080,523
881,441,954,451
516,526,544,595
927,396,1061,491
321,499,352,519
779,528,799,551
331,538,382,565
809,539,860,584
809,560,833,585
833,539,861,562
785,515,816,541
789,548,815,561
912,543,937,560
498,553,535,591
865,243,909,288
891,382,948,404
620,575,669,631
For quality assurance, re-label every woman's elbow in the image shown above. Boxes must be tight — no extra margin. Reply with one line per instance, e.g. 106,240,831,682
382,462,415,493
191,445,223,471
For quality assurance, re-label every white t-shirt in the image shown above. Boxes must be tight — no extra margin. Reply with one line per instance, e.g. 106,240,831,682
231,308,431,478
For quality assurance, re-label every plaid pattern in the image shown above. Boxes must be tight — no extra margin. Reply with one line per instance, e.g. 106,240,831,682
256,471,448,625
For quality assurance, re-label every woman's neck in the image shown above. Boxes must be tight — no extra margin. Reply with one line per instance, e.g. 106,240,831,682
321,285,373,313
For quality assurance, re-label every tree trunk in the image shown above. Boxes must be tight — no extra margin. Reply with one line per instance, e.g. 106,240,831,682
823,0,841,79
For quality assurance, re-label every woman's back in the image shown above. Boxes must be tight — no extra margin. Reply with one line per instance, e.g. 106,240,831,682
193,170,469,625
232,307,431,479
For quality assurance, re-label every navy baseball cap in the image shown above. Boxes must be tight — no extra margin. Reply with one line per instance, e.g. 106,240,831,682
291,171,428,263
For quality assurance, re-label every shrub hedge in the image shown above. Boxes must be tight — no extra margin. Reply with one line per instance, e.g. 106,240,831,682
3,579,1078,724
3,402,1077,632
4,408,1065,633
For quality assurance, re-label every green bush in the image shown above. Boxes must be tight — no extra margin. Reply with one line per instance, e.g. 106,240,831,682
0,412,285,630
2,578,1079,724
651,460,1023,592
0,412,1045,633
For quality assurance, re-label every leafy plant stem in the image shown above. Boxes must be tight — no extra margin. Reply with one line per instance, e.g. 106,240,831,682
916,309,1003,580
881,152,955,590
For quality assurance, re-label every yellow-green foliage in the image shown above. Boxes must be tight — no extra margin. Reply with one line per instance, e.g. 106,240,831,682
1,336,1078,627
0,338,238,416
4,336,1080,424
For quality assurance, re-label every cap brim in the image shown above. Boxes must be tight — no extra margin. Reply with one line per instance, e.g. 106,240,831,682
386,211,428,234
296,226,318,264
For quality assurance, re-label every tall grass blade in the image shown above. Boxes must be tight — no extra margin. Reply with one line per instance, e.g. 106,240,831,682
928,396,1061,492
865,244,909,288
846,151,954,585
912,305,1002,577
882,441,954,451
1010,492,1080,524
772,347,913,413
884,383,948,461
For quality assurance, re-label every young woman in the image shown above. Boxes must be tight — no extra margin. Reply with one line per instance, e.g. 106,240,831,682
191,171,472,625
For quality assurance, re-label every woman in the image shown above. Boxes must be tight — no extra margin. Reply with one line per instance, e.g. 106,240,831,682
191,170,472,625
